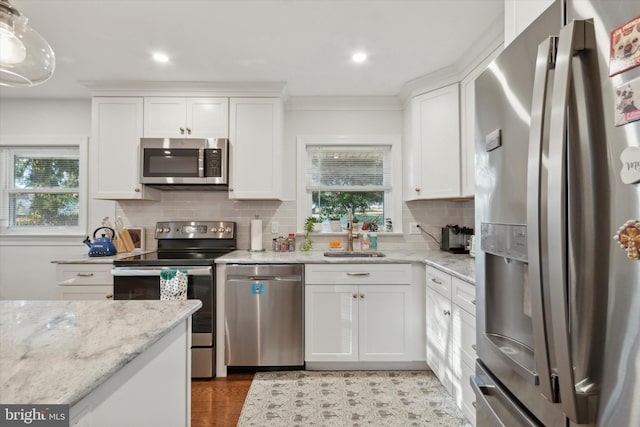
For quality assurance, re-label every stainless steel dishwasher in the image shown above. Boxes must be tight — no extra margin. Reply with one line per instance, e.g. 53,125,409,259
224,264,304,367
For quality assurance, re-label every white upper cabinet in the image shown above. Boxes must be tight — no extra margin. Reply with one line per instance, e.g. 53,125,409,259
143,97,229,138
504,0,555,46
404,83,461,201
228,97,283,200
92,97,159,200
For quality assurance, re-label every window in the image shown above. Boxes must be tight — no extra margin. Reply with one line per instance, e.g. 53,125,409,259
297,135,402,233
0,136,87,236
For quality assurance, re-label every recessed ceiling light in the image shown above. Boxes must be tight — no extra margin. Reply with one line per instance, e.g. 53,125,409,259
152,52,170,63
352,52,368,63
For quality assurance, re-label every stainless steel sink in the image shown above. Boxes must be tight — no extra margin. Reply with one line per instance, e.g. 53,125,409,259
323,251,386,258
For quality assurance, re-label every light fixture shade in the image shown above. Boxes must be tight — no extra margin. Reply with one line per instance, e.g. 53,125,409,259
0,1,55,87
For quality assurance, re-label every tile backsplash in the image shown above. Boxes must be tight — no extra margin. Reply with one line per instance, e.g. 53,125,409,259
117,191,474,252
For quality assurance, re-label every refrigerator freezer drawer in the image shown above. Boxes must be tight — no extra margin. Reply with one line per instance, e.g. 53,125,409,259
472,361,542,427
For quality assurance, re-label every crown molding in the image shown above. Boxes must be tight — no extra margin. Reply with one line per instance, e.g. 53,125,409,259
80,81,288,98
285,96,402,111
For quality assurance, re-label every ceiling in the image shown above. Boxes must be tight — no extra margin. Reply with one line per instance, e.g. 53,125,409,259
0,0,504,99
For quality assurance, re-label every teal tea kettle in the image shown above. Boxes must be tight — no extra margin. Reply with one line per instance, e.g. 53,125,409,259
83,227,117,257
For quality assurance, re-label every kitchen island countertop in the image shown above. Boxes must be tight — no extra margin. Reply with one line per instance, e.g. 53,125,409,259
216,249,475,283
0,299,201,405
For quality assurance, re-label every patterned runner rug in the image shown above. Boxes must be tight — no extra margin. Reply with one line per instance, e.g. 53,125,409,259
237,370,471,426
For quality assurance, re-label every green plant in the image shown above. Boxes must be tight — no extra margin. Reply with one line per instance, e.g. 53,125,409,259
301,217,315,251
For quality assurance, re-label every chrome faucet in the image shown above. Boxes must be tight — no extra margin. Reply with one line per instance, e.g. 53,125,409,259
346,208,354,251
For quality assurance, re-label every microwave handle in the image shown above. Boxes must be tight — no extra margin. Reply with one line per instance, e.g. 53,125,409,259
198,148,205,178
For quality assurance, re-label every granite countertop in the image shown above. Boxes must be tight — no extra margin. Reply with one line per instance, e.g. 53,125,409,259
0,299,201,405
51,249,155,264
216,249,476,283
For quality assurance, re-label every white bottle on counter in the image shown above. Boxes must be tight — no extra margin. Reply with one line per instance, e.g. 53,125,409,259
361,232,370,250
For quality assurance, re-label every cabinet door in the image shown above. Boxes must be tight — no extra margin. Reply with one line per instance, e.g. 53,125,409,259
92,97,159,200
359,285,411,361
426,287,452,393
305,285,358,361
228,98,282,200
504,0,555,46
406,84,461,200
143,97,187,137
186,98,229,138
460,76,476,197
451,303,476,417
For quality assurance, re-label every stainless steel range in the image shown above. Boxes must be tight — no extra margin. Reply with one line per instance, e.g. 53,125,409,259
112,220,237,378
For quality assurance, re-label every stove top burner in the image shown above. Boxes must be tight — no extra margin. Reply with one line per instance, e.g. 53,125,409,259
114,220,237,267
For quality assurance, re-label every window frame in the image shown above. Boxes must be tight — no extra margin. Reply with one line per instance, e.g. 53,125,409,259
0,135,88,237
296,135,402,234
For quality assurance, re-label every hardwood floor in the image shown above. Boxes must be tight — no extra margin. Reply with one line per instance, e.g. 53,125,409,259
191,373,254,427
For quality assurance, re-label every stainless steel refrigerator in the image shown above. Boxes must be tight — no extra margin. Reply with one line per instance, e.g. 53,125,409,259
473,1,640,426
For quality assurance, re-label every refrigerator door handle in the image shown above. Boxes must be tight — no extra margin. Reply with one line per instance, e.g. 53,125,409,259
547,19,597,425
526,35,556,404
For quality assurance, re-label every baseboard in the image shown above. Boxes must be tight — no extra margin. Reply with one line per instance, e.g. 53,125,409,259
305,361,429,371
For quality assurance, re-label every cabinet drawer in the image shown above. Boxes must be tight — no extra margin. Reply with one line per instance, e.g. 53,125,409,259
452,277,476,315
305,264,412,285
56,264,114,286
426,266,452,297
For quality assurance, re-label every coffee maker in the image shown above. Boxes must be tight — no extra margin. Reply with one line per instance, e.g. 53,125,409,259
440,224,474,254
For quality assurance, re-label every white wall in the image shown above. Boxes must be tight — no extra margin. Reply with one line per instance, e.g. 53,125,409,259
0,98,474,300
118,103,473,252
0,98,109,299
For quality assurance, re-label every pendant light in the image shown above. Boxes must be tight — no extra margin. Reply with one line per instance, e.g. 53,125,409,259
0,0,55,87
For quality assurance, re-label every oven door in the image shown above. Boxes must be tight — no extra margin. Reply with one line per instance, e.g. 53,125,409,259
112,266,215,378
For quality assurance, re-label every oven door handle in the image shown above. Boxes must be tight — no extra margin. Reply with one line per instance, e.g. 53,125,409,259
111,267,212,277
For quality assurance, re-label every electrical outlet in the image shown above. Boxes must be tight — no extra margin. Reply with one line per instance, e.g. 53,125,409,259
271,221,279,234
409,222,420,234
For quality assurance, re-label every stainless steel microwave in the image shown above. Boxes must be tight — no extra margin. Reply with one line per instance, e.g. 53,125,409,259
140,138,228,186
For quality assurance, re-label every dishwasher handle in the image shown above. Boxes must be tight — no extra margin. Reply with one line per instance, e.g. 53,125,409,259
227,275,301,282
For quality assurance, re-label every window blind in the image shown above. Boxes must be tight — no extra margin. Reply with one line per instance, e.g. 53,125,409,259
306,145,391,191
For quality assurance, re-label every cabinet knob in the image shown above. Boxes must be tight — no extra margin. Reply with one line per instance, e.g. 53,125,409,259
77,273,94,277
134,188,141,193
106,294,114,299
472,344,477,352
471,299,476,305
443,309,451,316
186,127,192,135
415,188,421,192
352,293,357,299
472,401,477,409
180,127,185,134
360,293,365,299
431,278,442,285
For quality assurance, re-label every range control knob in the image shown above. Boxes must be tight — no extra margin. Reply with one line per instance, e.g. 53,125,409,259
225,227,232,233
211,227,218,233
156,227,163,234
163,227,171,233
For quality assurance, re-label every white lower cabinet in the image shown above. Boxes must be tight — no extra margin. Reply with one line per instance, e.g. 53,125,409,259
426,286,453,392
56,263,114,300
426,266,477,425
304,263,419,363
305,284,411,361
